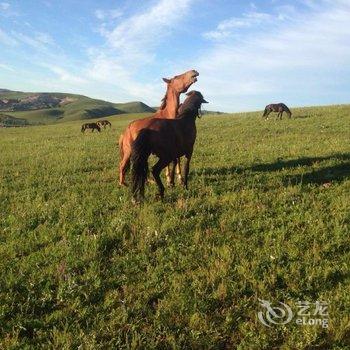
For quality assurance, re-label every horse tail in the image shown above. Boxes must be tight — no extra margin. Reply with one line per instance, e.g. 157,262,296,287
131,129,152,200
81,125,85,132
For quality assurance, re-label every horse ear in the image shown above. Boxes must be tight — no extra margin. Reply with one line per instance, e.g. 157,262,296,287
162,78,171,83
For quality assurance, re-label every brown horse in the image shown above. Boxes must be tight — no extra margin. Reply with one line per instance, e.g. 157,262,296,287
118,69,199,186
130,91,208,202
98,120,112,128
81,122,101,133
262,103,292,119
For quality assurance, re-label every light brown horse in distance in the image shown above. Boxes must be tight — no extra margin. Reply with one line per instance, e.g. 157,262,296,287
131,91,208,202
97,120,112,128
118,69,199,186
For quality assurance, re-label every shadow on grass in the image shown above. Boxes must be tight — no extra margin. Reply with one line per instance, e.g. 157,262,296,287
292,114,322,119
250,153,350,172
283,162,350,186
198,153,350,186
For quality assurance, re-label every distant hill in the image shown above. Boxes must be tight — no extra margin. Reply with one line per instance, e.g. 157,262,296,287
0,113,29,127
115,101,155,113
0,89,156,125
201,110,226,115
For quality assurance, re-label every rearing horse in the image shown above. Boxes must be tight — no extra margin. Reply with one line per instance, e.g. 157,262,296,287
118,69,199,186
262,103,292,119
131,91,208,202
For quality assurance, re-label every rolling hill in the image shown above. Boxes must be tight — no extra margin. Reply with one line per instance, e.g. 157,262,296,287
0,89,156,125
0,113,29,127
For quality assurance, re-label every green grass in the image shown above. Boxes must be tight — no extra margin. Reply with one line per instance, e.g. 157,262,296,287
0,105,349,349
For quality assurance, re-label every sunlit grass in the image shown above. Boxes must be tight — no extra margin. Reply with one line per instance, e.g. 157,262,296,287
1,105,349,348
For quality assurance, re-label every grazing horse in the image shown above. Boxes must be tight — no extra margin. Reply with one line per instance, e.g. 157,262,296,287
118,69,199,186
98,120,112,129
130,91,208,202
81,122,101,133
262,103,292,119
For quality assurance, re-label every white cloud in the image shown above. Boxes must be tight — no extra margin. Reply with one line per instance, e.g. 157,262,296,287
203,11,274,41
85,52,160,101
12,31,55,50
0,62,14,71
0,27,17,46
95,8,123,21
35,32,55,45
0,2,10,10
105,0,191,54
196,0,350,111
86,0,194,101
0,2,19,17
2,0,193,104
43,64,87,85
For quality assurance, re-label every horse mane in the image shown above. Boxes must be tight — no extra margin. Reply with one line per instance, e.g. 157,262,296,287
159,84,171,110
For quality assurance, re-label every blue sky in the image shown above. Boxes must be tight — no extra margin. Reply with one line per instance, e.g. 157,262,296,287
0,0,349,111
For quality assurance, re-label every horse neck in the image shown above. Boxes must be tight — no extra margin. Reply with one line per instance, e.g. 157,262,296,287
157,86,180,119
178,109,198,128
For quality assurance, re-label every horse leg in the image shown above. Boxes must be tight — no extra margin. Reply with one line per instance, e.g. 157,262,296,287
176,158,184,184
265,111,271,120
280,111,283,120
165,163,178,186
183,153,192,190
119,150,131,186
119,156,130,186
152,159,170,200
165,166,172,186
166,158,183,186
169,159,177,187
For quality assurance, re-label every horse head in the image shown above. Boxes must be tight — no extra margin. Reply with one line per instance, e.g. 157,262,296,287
162,69,199,94
178,90,208,118
159,70,199,111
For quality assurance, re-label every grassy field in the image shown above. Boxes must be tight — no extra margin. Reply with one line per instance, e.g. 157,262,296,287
0,105,349,349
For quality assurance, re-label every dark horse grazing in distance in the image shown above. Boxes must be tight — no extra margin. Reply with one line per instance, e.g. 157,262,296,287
262,103,292,119
81,122,101,133
98,120,112,129
131,91,208,202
